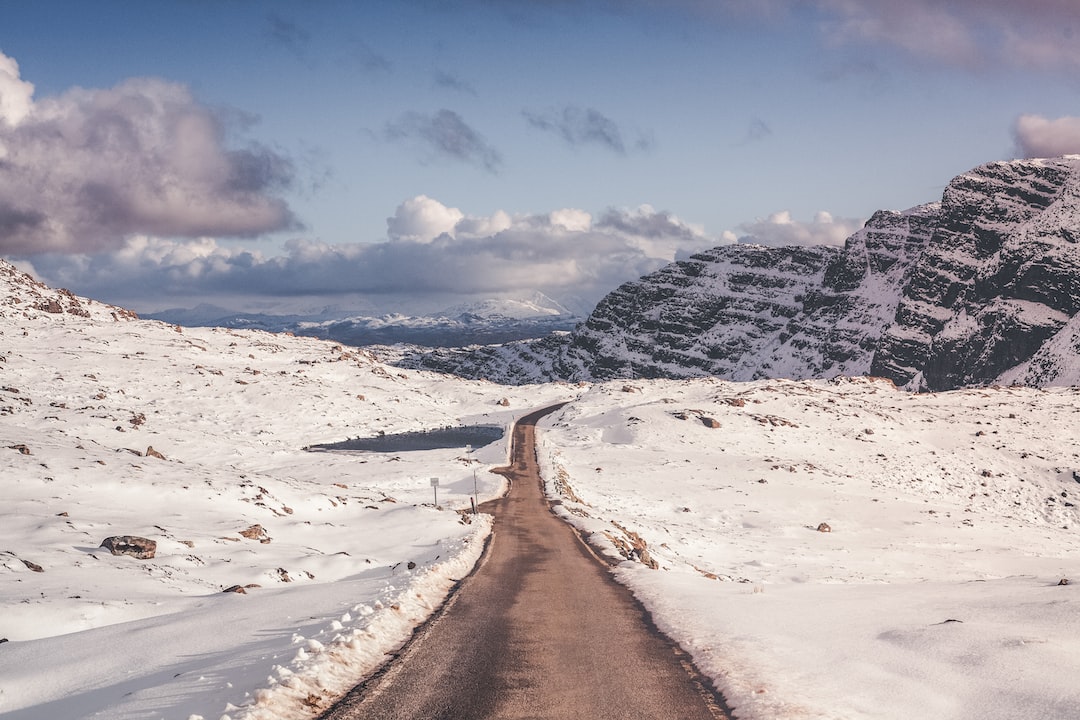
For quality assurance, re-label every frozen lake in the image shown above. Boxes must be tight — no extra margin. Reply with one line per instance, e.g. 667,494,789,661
309,424,504,452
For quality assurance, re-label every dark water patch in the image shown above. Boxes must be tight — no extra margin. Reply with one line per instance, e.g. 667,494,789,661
309,424,504,453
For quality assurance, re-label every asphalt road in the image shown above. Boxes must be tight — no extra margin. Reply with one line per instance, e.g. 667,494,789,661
320,404,730,720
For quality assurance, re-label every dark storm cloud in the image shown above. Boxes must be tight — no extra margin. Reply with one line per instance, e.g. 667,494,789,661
0,65,297,255
0,202,46,235
523,106,651,155
385,109,502,173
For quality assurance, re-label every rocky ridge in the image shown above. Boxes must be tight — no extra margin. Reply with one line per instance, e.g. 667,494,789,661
398,157,1080,391
0,260,138,323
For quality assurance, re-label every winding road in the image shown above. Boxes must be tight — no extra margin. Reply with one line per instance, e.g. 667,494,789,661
320,404,730,720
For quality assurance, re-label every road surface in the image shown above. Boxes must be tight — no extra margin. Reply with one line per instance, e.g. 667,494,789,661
320,404,731,720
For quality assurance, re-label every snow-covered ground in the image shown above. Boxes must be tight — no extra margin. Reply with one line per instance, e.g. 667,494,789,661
538,378,1080,719
5,258,1080,720
0,262,571,720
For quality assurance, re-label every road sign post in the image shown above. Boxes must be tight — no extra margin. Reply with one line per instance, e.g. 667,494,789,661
465,444,477,513
430,476,439,507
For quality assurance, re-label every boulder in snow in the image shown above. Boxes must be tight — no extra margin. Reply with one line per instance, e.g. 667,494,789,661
100,535,157,559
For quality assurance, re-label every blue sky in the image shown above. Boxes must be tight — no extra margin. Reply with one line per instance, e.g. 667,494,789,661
2,0,1080,316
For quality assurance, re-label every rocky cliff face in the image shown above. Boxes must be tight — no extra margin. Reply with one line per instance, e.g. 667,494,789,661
398,157,1080,390
871,158,1080,390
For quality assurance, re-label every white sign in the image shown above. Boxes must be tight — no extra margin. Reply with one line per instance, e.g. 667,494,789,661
430,477,439,487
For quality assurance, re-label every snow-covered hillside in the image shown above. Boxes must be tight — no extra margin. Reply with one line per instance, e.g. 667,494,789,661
0,260,571,719
5,257,1080,720
538,378,1080,719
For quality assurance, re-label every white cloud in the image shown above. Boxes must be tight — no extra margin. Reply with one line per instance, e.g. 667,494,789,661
386,195,465,243
1013,114,1080,159
0,52,34,126
549,208,592,232
0,51,296,255
24,200,724,315
735,210,864,247
454,210,513,238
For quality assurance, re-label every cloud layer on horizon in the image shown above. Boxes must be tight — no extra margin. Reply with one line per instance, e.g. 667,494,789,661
18,196,722,314
735,210,865,248
0,52,297,256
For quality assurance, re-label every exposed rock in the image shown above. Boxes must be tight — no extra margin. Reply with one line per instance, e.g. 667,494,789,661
396,157,1080,391
100,535,157,559
637,547,659,570
753,414,799,428
497,397,510,406
1059,578,1071,586
407,561,417,570
816,522,832,533
144,446,166,460
223,583,261,594
239,524,270,543
8,444,30,455
700,416,720,428
21,558,43,572
34,299,63,314
692,564,719,580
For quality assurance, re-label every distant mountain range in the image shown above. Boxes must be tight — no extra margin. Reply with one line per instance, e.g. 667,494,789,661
146,293,581,348
396,156,1080,391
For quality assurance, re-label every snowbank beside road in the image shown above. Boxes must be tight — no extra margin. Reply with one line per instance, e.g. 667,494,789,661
539,378,1080,720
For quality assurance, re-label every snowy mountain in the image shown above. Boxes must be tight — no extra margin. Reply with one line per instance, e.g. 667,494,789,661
147,293,580,348
400,157,1080,390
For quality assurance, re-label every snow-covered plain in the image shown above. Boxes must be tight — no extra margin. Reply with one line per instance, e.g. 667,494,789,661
5,257,1080,720
538,378,1080,719
0,262,570,719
